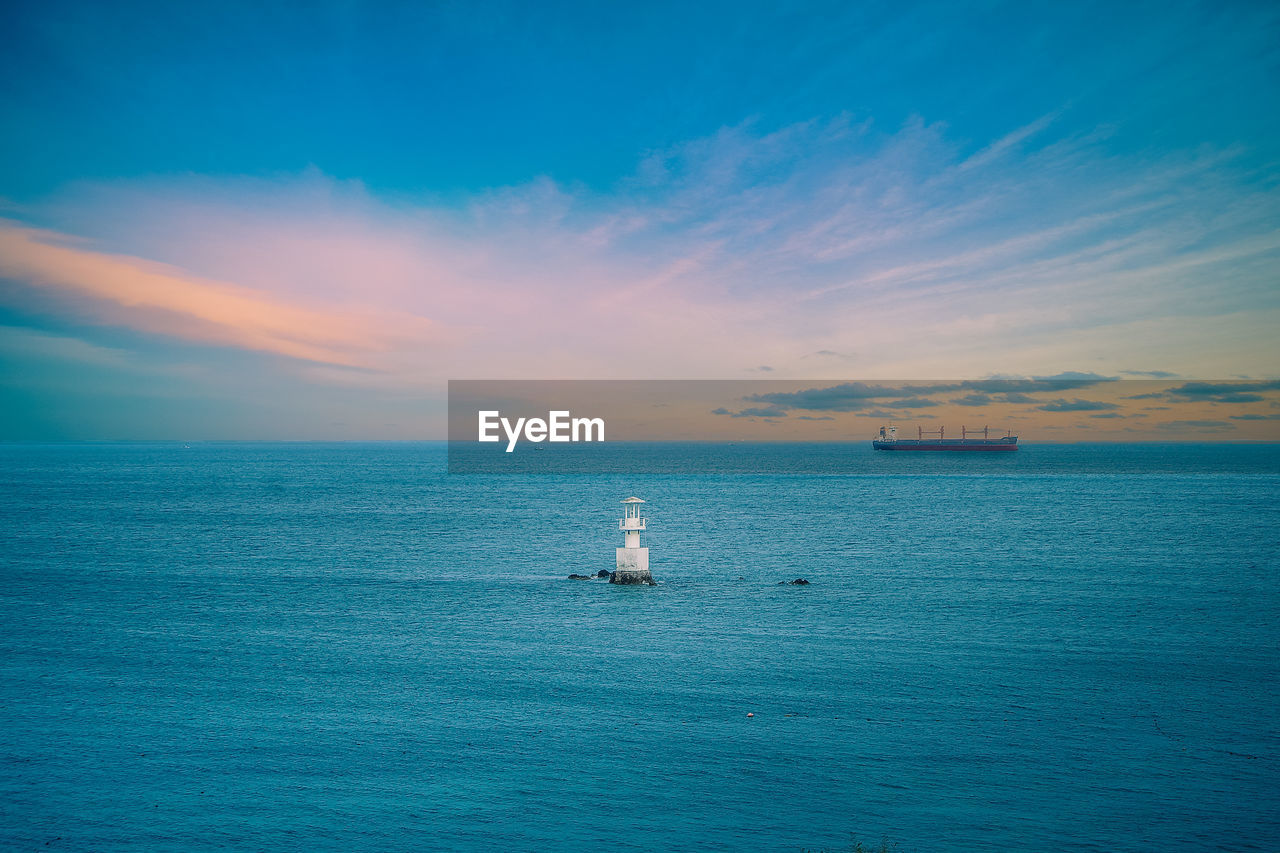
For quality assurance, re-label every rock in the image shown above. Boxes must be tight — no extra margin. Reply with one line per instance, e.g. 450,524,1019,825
567,574,592,580
790,578,810,585
597,569,611,578
610,569,656,585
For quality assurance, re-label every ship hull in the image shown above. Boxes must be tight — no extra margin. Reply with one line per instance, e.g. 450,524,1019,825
873,439,1017,451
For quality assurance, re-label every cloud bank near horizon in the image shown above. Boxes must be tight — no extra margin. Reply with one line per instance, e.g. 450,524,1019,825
447,378,1280,442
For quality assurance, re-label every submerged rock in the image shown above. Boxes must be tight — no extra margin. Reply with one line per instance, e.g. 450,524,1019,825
779,578,811,585
567,574,593,580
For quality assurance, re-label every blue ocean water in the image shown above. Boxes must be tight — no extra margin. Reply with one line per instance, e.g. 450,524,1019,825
0,442,1277,852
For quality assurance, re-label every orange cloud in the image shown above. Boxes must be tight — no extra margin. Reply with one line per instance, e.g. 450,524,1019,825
0,220,435,368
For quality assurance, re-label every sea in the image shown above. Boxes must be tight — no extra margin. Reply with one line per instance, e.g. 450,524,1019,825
0,442,1277,852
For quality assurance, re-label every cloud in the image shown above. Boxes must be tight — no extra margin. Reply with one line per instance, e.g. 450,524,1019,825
0,220,435,368
0,105,1276,440
730,405,788,418
1090,412,1123,418
745,382,914,411
15,123,1274,391
1163,380,1280,403
1230,413,1280,420
860,410,934,419
802,349,858,362
1037,398,1121,412
952,394,993,406
745,374,1113,412
1157,420,1236,430
965,372,1117,392
1121,369,1178,377
713,404,789,418
1120,380,1280,412
882,397,939,409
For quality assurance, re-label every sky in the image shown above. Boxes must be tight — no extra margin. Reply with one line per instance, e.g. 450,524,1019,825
1,0,1278,439
447,378,1280,443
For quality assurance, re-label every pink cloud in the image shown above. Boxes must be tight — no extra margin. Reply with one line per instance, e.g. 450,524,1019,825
5,115,1278,387
0,220,438,368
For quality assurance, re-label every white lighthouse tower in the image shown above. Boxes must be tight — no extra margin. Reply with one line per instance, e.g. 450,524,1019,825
613,497,655,585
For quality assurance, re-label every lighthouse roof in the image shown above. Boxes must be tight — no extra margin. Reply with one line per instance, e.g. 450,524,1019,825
620,496,645,503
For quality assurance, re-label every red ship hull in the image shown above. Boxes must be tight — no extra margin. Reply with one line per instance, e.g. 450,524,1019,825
873,442,1017,451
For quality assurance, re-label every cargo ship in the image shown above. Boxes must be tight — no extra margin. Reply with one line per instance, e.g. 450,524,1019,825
873,424,1018,451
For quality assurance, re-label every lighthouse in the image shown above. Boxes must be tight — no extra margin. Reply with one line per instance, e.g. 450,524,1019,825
613,497,655,585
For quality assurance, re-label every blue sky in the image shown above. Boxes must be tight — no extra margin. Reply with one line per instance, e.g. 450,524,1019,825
5,1,1275,197
1,0,1278,438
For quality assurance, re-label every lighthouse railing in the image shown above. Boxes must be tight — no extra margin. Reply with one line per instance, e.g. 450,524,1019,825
619,517,647,530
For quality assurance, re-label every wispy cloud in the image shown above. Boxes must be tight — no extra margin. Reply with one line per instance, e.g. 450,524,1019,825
0,220,436,368
1036,399,1121,412
1158,420,1235,431
1165,380,1280,402
1,110,1277,437
743,375,1115,412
